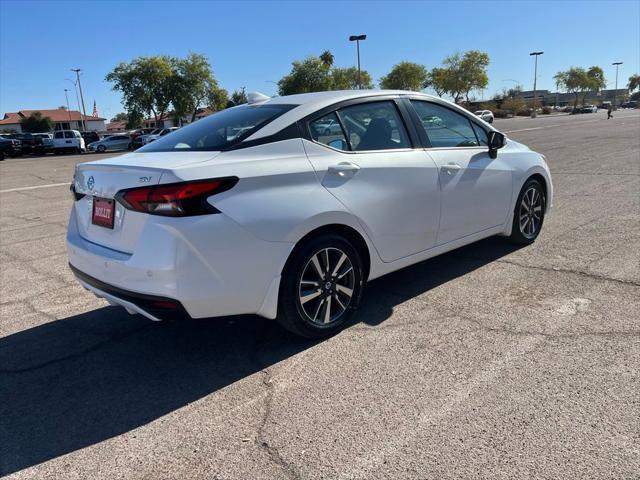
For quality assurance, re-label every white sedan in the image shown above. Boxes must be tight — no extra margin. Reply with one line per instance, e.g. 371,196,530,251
474,109,494,123
68,90,553,338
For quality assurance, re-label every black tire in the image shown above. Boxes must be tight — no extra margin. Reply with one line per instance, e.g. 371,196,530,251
76,147,82,154
0,151,5,161
277,234,364,339
97,145,106,153
508,178,546,245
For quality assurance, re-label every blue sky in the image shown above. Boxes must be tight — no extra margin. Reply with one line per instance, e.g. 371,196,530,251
1,0,638,120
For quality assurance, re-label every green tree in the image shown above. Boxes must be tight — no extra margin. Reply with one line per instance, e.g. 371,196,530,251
436,50,490,103
125,109,143,129
106,55,174,125
20,112,53,132
319,50,335,68
172,53,226,122
110,112,128,122
278,56,333,95
207,86,229,111
331,66,373,90
425,67,451,97
554,66,606,109
58,105,67,110
627,73,640,92
379,61,428,91
230,88,248,106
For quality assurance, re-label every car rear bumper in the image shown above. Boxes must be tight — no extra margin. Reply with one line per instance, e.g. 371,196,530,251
70,263,191,321
67,203,294,320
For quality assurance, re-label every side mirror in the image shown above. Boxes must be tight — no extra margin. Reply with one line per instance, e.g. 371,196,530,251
488,131,505,159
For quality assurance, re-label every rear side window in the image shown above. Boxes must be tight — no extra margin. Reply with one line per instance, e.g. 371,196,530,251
310,112,349,151
337,101,410,151
54,132,64,139
140,104,295,152
411,101,481,148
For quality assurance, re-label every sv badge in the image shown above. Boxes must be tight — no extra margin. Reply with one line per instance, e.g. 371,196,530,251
139,176,152,183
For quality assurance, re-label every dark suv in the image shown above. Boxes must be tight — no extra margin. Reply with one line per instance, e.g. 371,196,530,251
0,136,21,160
81,131,100,146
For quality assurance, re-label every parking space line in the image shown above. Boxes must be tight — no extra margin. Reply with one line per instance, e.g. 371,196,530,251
0,182,69,194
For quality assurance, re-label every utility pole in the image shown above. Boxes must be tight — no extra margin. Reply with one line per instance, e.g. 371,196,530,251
64,89,72,126
66,78,82,125
349,34,367,89
71,68,88,131
612,62,623,110
529,51,544,118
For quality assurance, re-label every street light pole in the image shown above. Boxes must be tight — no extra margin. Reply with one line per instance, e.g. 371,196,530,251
64,89,72,125
349,34,367,89
529,51,544,118
71,68,88,131
612,62,623,110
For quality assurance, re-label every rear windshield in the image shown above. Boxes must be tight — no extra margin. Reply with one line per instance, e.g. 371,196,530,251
139,103,295,152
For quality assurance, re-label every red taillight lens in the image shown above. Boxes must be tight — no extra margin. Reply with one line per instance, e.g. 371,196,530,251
115,177,237,216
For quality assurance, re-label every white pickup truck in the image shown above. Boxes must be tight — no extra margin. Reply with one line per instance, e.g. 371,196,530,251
53,130,85,154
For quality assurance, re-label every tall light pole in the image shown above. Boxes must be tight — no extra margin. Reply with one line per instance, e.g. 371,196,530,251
71,68,88,131
65,78,82,130
63,89,72,125
612,61,623,110
529,51,544,118
349,34,367,89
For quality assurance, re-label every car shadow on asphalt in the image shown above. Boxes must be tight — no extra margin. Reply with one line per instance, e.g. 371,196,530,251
0,237,519,476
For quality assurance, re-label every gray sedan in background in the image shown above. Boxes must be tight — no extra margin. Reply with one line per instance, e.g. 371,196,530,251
88,135,131,152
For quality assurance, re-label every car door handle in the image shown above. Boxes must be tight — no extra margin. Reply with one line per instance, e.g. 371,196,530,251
328,162,361,175
441,163,462,173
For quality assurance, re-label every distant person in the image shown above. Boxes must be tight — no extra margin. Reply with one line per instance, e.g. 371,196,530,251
607,105,613,120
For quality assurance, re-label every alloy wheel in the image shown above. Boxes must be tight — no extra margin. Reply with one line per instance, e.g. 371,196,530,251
519,186,543,239
298,247,355,325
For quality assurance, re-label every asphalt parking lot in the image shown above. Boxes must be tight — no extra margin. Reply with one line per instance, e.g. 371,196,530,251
1,111,639,479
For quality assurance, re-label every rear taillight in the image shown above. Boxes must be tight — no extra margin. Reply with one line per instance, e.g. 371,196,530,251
115,177,238,217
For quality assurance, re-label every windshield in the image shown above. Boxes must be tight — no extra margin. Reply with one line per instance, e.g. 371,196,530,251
139,103,295,152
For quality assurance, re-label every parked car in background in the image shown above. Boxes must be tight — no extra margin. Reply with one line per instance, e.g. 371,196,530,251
129,128,156,150
139,128,163,145
6,133,44,155
313,118,343,136
143,127,179,144
620,101,638,109
474,110,494,123
81,131,100,146
68,90,553,339
53,130,85,154
580,105,598,113
33,133,54,153
0,136,21,160
600,101,612,110
88,134,131,152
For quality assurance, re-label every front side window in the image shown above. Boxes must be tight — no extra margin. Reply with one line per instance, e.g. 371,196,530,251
54,131,64,139
411,101,481,148
140,104,294,152
337,101,410,151
470,122,488,146
310,112,349,151
64,131,75,139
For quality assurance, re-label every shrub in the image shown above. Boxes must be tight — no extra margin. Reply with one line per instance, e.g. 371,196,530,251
542,106,552,114
501,97,526,113
493,109,509,118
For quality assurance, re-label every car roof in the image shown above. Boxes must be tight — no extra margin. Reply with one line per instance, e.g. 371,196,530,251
248,89,449,140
